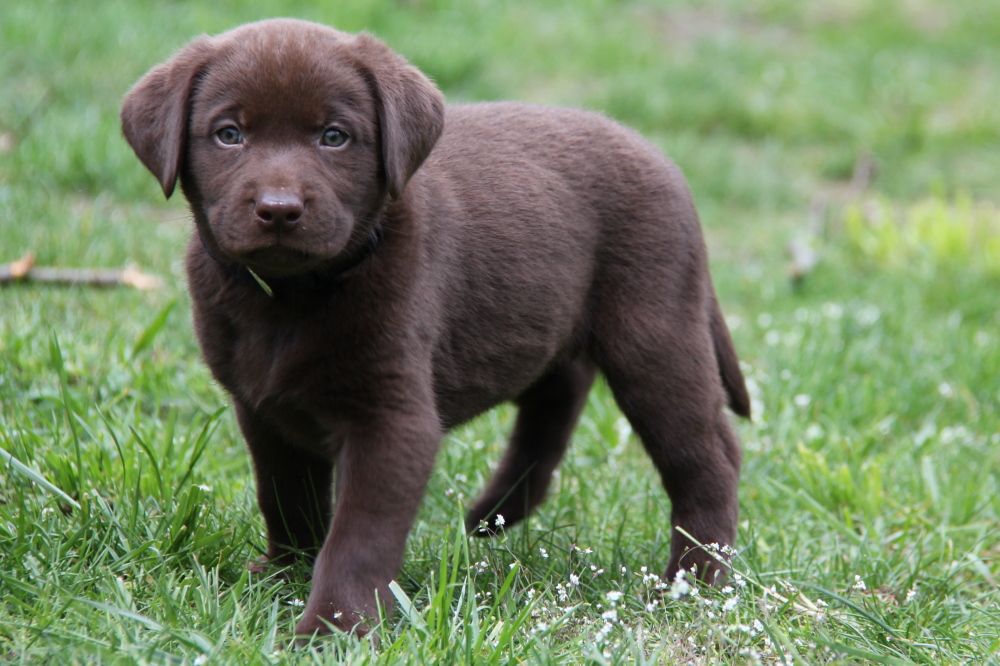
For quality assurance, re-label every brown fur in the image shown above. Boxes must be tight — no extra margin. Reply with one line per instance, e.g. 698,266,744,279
120,18,750,638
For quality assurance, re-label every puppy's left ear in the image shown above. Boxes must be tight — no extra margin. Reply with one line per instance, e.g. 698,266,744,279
352,34,445,200
121,36,214,198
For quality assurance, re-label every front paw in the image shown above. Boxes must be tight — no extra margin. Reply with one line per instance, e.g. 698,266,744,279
293,609,370,642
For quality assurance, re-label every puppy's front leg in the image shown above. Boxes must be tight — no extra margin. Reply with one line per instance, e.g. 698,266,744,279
235,402,335,571
295,412,441,638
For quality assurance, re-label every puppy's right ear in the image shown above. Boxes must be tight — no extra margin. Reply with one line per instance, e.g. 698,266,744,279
120,37,213,198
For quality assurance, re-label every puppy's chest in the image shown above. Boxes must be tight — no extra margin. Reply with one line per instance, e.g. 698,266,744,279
221,316,346,411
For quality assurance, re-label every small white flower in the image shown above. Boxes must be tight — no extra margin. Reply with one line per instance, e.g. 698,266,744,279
855,304,881,326
601,608,618,622
605,591,622,603
196,484,212,492
938,383,954,398
569,573,580,586
905,586,918,603
288,598,305,607
722,596,739,612
793,394,811,408
194,656,209,666
668,570,691,599
614,418,633,446
495,514,505,527
822,302,843,320
853,575,867,592
539,547,548,558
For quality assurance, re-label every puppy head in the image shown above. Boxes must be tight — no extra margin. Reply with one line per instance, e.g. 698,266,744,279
121,19,444,277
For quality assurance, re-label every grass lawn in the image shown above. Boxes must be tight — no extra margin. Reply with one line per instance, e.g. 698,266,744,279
2,0,999,663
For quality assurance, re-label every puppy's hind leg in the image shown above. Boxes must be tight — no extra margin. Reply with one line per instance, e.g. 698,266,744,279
466,359,596,534
593,304,742,585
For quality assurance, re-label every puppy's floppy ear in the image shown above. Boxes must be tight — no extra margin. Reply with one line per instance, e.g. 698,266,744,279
120,37,213,198
352,34,445,200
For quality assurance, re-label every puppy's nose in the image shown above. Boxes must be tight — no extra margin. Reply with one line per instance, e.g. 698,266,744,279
255,193,303,231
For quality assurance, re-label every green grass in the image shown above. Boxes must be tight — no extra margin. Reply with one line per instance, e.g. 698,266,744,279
2,0,1000,663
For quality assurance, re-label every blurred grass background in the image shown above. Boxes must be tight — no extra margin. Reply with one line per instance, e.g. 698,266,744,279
2,0,999,663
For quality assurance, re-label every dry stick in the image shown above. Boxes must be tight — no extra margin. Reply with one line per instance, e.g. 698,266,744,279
0,252,163,290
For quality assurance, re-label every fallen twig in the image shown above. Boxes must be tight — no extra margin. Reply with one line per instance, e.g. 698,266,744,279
0,252,162,290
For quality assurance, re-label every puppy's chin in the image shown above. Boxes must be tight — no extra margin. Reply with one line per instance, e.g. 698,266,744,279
240,246,324,277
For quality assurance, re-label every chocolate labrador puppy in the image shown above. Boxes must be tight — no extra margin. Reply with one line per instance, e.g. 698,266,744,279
121,18,750,638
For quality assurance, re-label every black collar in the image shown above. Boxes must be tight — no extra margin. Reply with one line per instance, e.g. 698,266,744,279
199,224,383,296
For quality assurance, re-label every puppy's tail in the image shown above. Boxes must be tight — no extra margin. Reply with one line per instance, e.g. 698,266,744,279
710,292,751,419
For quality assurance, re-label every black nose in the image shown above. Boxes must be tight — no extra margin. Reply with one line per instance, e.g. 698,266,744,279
255,193,303,231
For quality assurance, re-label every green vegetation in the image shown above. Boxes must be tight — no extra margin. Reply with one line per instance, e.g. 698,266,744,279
2,0,999,662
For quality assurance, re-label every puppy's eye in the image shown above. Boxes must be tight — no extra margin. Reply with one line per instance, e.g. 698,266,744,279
215,126,243,146
321,128,349,148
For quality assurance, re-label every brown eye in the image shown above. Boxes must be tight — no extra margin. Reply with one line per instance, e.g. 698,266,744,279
216,126,243,145
321,128,348,148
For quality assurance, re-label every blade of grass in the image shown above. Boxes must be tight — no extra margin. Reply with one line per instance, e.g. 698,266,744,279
129,426,164,499
50,333,83,497
130,298,176,359
389,580,426,631
0,444,81,510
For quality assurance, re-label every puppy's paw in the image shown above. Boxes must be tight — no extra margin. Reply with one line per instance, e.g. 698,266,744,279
248,556,271,575
247,554,296,579
292,611,371,645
